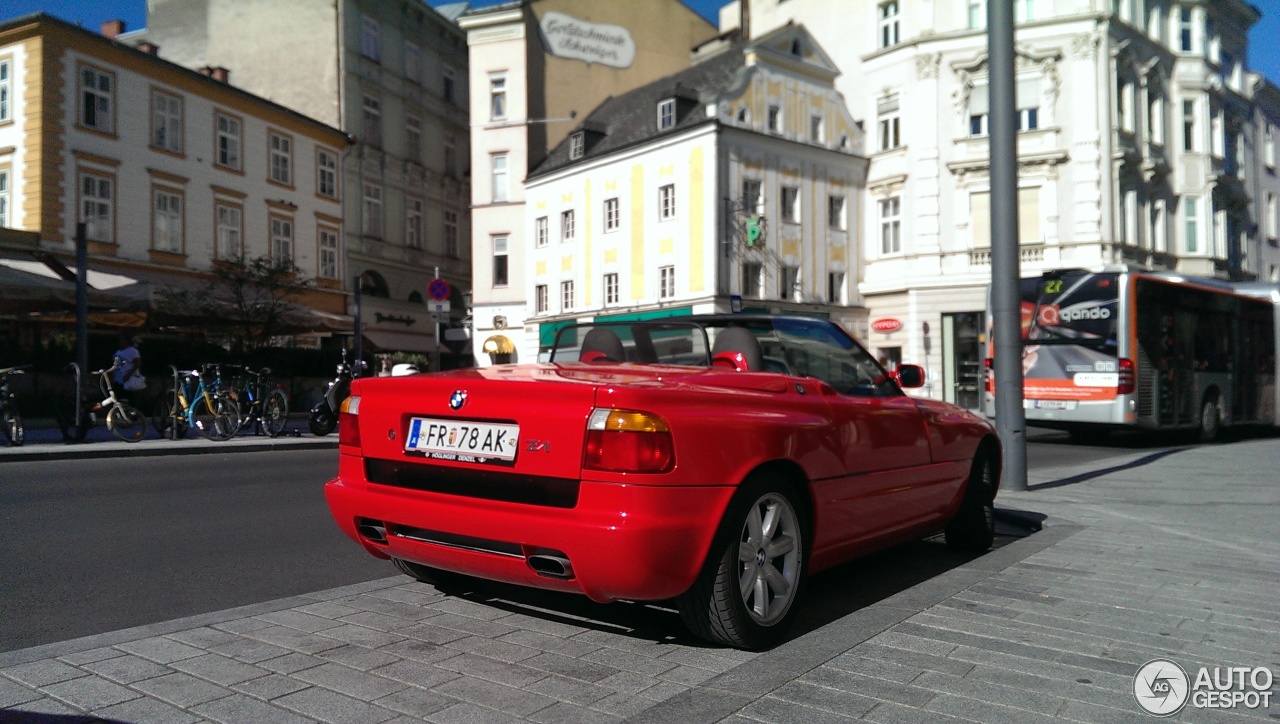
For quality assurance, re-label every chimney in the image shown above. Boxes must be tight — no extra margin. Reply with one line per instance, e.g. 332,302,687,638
137,42,159,55
100,19,125,39
198,66,214,77
211,67,230,83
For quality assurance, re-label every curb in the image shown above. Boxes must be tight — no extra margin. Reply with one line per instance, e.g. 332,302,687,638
0,436,337,462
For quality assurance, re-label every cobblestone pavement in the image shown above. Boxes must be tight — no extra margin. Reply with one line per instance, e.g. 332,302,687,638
2,437,1277,723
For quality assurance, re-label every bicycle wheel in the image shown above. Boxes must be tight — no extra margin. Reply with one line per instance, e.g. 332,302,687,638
107,403,147,443
194,394,239,441
1,406,22,446
263,389,290,437
152,392,189,439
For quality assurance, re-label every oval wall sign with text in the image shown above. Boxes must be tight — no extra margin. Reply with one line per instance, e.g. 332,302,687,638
870,318,903,333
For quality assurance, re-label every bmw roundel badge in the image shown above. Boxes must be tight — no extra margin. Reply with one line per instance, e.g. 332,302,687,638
449,390,467,410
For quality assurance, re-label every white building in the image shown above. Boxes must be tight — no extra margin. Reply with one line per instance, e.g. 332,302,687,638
458,0,719,364
0,14,351,325
737,0,1276,409
131,0,472,361
521,24,867,360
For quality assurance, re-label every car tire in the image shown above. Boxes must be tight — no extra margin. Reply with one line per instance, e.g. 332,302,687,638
391,557,465,587
1198,395,1221,443
677,476,806,650
945,452,996,552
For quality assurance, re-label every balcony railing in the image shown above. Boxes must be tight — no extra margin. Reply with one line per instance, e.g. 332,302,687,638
968,245,1045,266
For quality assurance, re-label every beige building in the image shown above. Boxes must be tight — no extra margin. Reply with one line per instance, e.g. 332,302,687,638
459,0,718,364
0,14,350,327
734,0,1276,409
131,0,472,360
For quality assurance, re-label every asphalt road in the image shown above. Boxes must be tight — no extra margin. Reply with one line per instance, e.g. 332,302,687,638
0,435,1184,654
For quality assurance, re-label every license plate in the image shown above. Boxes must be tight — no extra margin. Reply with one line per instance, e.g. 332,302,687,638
406,418,520,462
1032,400,1077,410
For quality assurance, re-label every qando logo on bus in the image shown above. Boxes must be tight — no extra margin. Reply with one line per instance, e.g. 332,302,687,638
1134,659,1274,717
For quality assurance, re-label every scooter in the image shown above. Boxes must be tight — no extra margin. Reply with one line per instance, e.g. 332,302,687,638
309,350,360,436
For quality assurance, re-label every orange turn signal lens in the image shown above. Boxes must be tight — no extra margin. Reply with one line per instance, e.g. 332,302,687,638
584,408,673,473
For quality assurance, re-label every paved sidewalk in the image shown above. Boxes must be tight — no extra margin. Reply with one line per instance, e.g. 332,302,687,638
1,438,1277,722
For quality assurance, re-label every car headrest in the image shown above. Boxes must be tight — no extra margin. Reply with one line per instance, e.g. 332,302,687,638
580,327,626,363
711,327,764,372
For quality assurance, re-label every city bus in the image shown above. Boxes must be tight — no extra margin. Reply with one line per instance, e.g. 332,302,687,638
983,266,1279,441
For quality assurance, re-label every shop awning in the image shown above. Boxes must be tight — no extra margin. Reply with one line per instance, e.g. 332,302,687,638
482,334,515,355
363,329,437,354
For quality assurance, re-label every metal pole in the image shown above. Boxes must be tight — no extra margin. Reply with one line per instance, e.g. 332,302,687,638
352,275,362,377
988,0,1028,491
74,222,89,432
433,266,441,373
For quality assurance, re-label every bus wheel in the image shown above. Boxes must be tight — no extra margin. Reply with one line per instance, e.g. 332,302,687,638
1198,395,1221,443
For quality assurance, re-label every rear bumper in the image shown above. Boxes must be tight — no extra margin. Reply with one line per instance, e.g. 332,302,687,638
324,461,737,603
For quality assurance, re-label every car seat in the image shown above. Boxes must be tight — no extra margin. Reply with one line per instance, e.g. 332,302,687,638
580,327,626,363
711,327,764,371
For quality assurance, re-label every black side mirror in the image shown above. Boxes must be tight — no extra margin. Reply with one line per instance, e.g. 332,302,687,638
892,364,926,388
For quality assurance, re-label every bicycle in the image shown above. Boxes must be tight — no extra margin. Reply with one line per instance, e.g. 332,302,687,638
0,365,30,446
153,364,241,441
227,364,290,437
57,358,149,443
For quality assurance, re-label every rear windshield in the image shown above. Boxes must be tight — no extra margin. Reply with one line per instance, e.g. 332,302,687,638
1021,271,1119,350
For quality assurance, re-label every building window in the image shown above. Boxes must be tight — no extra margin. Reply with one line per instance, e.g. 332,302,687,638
741,263,762,298
968,0,986,29
444,210,459,256
1151,200,1167,252
570,132,585,159
561,279,574,309
444,134,458,177
406,197,423,249
270,216,293,266
0,59,10,122
215,203,241,260
405,42,422,84
1184,196,1199,252
215,112,241,170
151,90,182,153
534,216,549,247
828,195,846,230
660,265,676,299
604,198,620,232
492,154,508,202
317,148,337,199
1268,193,1278,239
742,179,763,214
1148,92,1165,144
363,183,383,238
490,75,507,121
153,189,182,253
767,105,781,133
810,115,824,143
781,186,800,224
878,1,899,48
405,114,422,163
779,265,799,301
79,65,113,133
969,83,989,137
1182,100,1196,152
493,236,509,286
1017,76,1040,131
361,95,381,148
269,131,292,185
877,94,900,151
604,272,619,305
1265,122,1275,169
1179,6,1193,51
442,67,456,104
659,184,676,220
0,169,8,228
828,272,845,304
535,284,548,313
561,209,576,241
319,227,338,279
658,98,676,130
879,197,901,254
361,15,380,61
1015,0,1035,22
80,173,113,241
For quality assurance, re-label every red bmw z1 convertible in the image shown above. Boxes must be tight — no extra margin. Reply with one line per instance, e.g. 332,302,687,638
325,315,1000,650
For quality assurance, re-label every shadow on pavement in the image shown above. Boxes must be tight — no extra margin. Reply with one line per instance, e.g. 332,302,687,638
394,512,1044,651
1030,447,1188,490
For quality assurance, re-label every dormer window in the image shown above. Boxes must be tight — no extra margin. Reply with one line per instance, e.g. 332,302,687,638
570,132,585,159
791,39,803,56
658,98,676,130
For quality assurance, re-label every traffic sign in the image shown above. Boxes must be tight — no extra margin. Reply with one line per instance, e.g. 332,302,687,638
428,278,452,301
428,300,451,314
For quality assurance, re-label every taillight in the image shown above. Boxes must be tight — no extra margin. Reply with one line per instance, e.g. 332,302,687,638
983,358,993,393
1117,358,1135,395
583,408,674,473
339,395,361,447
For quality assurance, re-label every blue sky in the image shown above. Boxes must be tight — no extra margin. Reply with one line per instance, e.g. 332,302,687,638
3,0,1279,97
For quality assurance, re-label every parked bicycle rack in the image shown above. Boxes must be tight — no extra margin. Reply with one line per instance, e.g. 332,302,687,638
167,365,182,440
68,362,84,433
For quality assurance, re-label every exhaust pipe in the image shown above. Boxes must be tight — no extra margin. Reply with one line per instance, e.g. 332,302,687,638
356,518,387,544
527,554,574,579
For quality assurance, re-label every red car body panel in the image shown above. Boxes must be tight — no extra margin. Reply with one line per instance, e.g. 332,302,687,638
324,318,999,606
